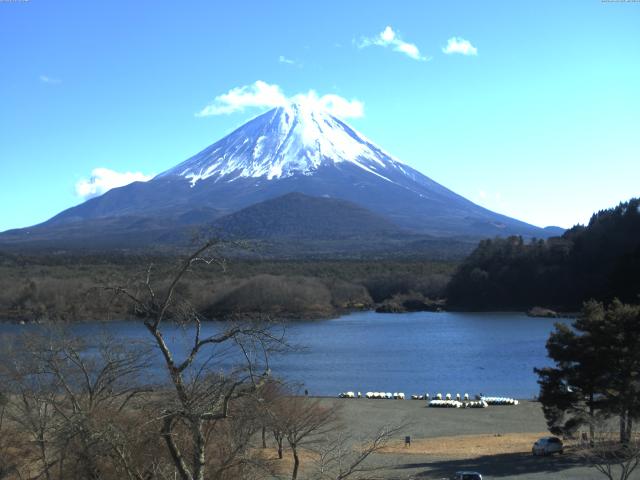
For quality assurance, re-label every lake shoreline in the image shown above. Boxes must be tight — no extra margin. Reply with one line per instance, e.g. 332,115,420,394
0,311,567,399
0,305,577,324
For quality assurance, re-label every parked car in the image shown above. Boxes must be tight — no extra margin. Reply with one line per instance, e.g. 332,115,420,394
532,436,564,455
451,472,482,480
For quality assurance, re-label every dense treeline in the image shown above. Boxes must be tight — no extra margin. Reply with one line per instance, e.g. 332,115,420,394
0,255,453,322
4,198,639,319
447,198,640,311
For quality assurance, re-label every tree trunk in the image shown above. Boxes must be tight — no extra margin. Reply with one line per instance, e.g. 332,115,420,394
80,449,101,480
192,419,207,480
291,445,300,480
620,411,629,444
262,426,267,449
589,396,595,445
37,434,52,480
274,431,283,459
161,417,193,480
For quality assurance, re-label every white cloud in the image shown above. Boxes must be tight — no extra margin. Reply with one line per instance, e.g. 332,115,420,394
359,26,428,61
442,37,478,56
75,168,154,200
196,81,364,119
196,80,287,116
278,55,295,65
291,91,364,118
40,75,61,84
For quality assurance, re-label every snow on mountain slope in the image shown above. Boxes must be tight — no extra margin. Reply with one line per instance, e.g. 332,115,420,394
158,102,413,186
2,100,561,248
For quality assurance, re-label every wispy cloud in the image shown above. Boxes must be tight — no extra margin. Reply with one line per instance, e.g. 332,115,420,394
359,26,428,61
196,80,364,119
278,55,295,65
442,37,478,56
75,167,154,200
40,75,62,84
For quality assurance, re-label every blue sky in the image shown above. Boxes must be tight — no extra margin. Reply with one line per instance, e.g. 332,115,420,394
1,0,639,231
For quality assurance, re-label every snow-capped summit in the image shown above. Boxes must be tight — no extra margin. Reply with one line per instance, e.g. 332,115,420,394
159,102,410,185
1,103,563,251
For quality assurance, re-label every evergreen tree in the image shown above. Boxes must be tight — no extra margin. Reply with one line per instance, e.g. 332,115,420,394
535,299,640,443
594,300,640,443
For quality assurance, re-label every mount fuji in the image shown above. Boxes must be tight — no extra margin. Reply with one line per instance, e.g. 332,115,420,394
0,102,562,253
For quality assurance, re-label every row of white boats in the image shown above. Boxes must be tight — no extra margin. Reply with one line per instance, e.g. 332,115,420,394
428,397,519,408
337,391,519,408
339,391,406,399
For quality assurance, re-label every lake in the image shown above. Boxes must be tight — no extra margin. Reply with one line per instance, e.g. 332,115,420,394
0,311,570,399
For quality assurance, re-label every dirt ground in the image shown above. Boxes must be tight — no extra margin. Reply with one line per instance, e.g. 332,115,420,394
282,398,636,480
380,432,548,457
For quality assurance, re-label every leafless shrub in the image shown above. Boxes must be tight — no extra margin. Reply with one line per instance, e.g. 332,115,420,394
262,393,339,480
0,330,156,480
310,424,405,480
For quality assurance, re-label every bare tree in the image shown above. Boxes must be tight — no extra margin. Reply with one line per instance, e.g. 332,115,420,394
577,418,640,480
3,363,58,480
251,379,287,458
266,395,339,480
110,240,285,480
0,391,21,480
263,389,405,480
310,424,404,480
0,330,155,480
203,395,273,480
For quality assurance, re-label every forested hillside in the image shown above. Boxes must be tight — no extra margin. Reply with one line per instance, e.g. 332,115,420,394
446,198,640,310
0,254,453,322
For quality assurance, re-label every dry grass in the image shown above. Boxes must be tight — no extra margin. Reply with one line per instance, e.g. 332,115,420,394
380,432,549,459
253,447,319,476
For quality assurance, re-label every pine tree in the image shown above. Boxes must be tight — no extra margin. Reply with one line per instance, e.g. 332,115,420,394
535,299,640,443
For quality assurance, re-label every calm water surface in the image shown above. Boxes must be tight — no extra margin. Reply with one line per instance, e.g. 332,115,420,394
0,311,570,398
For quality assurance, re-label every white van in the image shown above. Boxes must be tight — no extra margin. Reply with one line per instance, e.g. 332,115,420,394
532,436,564,455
